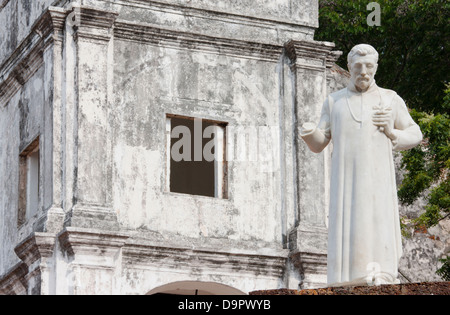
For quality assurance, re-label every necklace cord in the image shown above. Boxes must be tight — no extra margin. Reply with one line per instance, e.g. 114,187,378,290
346,86,384,126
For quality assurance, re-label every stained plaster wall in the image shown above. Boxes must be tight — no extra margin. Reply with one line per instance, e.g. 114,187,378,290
0,0,59,66
0,0,321,294
0,67,48,276
0,0,60,279
3,0,445,295
113,39,284,244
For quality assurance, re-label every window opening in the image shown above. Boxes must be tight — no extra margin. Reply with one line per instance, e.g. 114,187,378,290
166,116,227,198
18,137,40,226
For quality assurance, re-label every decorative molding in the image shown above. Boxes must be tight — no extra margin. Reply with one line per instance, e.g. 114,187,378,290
326,50,344,69
0,58,43,106
58,228,286,287
71,6,119,43
123,240,288,278
0,7,66,107
0,262,28,295
114,21,283,62
0,76,21,106
288,224,328,254
112,0,317,30
14,233,56,268
285,40,337,72
58,227,129,259
288,224,329,289
290,251,327,273
0,0,10,11
65,204,120,231
289,251,328,289
35,7,67,45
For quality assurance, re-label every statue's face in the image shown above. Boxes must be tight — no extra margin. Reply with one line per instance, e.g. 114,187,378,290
348,55,378,92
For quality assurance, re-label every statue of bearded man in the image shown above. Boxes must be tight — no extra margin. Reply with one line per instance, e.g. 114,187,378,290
300,44,423,286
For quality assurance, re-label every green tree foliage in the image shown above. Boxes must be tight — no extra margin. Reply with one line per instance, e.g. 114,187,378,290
315,0,449,280
315,0,449,114
401,90,450,281
399,103,449,225
437,256,450,281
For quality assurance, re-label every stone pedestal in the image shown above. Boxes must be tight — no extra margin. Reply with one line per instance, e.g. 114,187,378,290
250,282,450,295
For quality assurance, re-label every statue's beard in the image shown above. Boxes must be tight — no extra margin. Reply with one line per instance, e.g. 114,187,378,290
354,76,372,91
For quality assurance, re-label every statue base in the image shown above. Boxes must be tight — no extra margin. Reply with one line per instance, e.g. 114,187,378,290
250,282,450,295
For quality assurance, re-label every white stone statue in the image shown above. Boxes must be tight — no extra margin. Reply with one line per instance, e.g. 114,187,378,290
300,44,423,286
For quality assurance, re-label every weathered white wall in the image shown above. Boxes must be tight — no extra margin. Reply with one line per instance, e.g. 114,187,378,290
80,0,316,45
1,0,313,294
2,0,446,296
0,0,56,65
112,40,283,245
0,67,46,276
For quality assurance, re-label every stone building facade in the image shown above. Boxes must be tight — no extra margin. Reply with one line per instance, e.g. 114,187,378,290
0,0,386,295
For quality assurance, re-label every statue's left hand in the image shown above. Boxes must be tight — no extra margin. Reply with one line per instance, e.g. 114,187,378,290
372,109,397,140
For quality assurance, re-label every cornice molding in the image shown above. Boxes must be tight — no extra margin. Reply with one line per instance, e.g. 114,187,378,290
0,262,28,295
0,5,120,106
57,227,286,278
71,6,119,43
112,0,318,29
56,226,287,278
114,21,283,62
14,233,56,267
123,240,288,278
326,50,344,69
0,41,44,107
58,227,129,258
0,0,10,11
35,7,67,42
0,7,66,107
285,40,338,72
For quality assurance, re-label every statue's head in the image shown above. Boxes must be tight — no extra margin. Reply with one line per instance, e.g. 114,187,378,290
347,44,379,92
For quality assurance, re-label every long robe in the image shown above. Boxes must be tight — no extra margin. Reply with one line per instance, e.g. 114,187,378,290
301,81,422,286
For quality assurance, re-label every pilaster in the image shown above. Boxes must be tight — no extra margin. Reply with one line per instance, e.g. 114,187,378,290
64,6,119,230
285,39,337,289
39,7,67,233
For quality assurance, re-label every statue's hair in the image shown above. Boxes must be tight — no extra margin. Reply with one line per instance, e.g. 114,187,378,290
347,44,379,64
